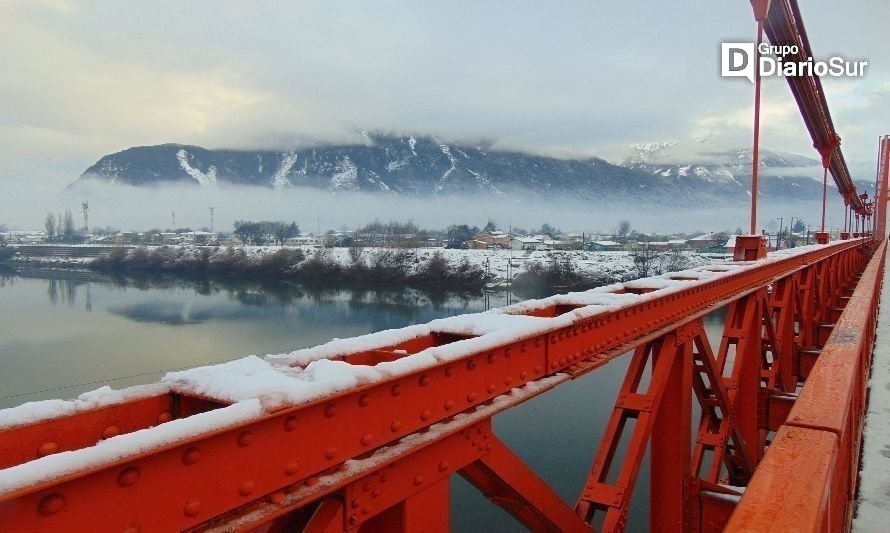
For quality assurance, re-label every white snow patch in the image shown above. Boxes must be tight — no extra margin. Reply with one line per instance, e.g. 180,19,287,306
436,144,458,192
176,149,217,186
329,156,359,191
0,384,168,430
271,152,298,188
0,399,262,496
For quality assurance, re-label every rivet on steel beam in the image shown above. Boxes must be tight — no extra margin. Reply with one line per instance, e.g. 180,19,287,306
419,374,430,386
324,404,337,418
38,493,65,516
535,366,542,373
520,371,528,379
520,343,527,353
559,358,567,366
505,348,512,357
349,515,357,525
380,473,389,482
270,492,286,505
182,447,200,465
157,411,172,424
352,499,362,509
102,425,120,439
420,410,432,421
183,500,201,517
550,337,557,345
485,442,492,451
505,377,513,386
324,447,338,460
445,366,454,377
362,505,371,515
358,394,371,407
284,416,298,431
36,441,58,457
467,359,477,370
476,426,483,434
237,431,254,447
438,461,449,472
306,476,320,487
486,384,496,393
338,463,349,472
117,466,140,487
488,353,496,363
391,384,403,396
535,338,541,347
361,433,374,446
444,400,455,411
284,461,299,475
413,475,424,486
391,420,402,432
238,480,255,496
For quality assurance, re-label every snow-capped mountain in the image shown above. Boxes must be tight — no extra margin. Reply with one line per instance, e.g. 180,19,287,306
73,133,867,205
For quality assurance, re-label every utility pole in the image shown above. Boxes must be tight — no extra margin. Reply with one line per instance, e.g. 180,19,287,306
209,207,215,233
172,211,176,228
777,217,783,250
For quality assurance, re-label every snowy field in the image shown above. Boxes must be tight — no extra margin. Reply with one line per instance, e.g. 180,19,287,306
5,244,726,283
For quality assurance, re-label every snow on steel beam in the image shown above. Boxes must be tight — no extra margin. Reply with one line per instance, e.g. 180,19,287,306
0,239,870,530
759,0,865,213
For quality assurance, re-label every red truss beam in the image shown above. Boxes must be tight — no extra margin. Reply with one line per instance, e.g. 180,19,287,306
0,238,874,532
758,0,865,213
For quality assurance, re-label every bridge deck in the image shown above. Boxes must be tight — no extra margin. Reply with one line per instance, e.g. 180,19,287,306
854,252,890,529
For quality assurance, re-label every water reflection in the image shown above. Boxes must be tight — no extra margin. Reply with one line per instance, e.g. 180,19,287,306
0,269,727,532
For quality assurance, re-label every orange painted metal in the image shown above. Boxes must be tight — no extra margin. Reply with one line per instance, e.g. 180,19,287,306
0,238,878,533
725,240,886,532
723,425,839,532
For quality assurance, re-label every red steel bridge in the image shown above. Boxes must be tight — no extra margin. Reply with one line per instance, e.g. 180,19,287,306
2,0,889,531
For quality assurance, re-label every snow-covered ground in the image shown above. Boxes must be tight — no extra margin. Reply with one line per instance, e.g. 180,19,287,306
854,257,890,530
4,244,724,283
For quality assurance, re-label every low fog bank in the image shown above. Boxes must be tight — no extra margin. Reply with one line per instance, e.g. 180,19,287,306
0,181,859,235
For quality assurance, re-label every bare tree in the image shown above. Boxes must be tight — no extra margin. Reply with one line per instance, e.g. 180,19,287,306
44,212,56,242
631,244,660,277
61,209,76,242
617,220,632,239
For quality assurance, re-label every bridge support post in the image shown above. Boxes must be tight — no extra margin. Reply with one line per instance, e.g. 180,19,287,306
650,326,693,532
732,235,767,261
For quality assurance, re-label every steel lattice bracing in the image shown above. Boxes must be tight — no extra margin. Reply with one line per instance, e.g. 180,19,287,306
0,236,880,532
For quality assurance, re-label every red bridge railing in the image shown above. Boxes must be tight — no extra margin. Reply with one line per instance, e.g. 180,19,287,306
0,236,879,532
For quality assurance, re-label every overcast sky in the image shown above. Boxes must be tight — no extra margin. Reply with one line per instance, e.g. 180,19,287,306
1,0,888,195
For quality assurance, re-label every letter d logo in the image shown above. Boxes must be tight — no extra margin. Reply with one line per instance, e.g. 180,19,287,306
721,42,755,83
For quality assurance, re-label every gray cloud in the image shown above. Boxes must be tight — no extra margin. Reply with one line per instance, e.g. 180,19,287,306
1,0,888,229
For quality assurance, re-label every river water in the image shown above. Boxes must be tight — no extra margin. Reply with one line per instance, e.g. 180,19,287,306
0,269,727,531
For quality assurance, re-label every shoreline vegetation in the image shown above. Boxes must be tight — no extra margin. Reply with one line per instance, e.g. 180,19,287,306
1,244,707,294
90,246,497,290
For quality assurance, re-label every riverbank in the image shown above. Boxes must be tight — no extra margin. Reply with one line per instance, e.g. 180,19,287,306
0,244,724,292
